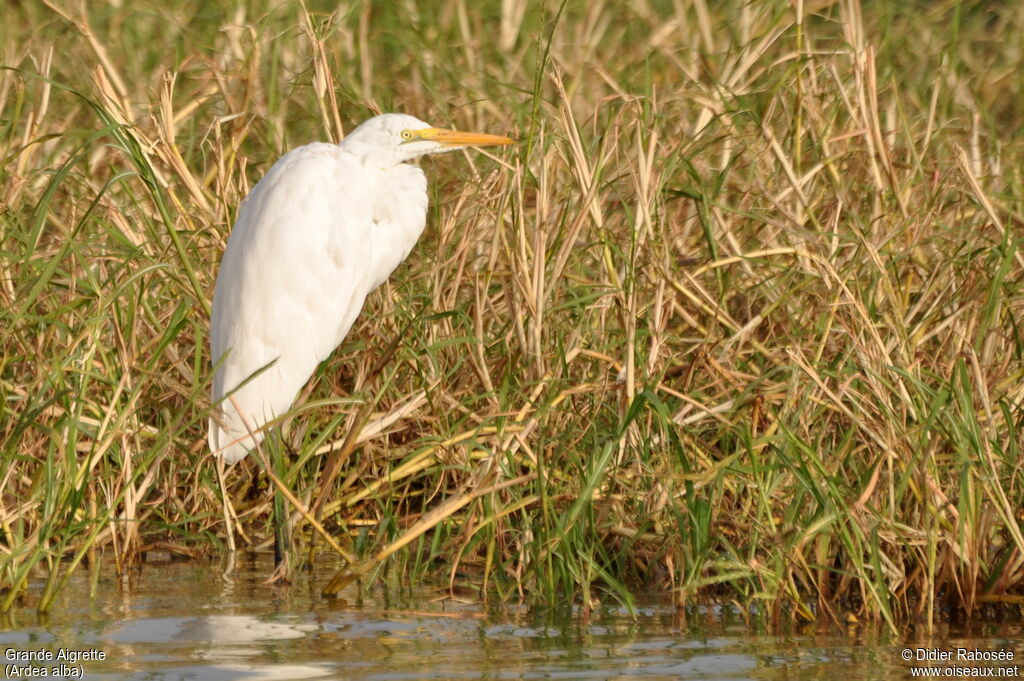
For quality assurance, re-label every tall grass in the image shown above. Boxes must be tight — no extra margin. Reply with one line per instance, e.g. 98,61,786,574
2,0,1024,629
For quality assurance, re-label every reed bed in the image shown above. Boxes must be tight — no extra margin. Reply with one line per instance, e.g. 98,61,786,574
2,0,1024,629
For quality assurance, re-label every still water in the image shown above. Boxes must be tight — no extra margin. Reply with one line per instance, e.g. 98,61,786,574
1,554,1021,680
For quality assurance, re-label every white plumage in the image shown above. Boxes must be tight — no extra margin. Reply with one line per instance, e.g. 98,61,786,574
209,113,514,464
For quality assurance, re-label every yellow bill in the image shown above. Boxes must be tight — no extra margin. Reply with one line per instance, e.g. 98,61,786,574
415,127,516,147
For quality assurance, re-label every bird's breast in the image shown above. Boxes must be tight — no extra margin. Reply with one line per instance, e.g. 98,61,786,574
364,163,429,290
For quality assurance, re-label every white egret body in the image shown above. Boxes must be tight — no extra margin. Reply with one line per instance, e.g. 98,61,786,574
209,113,513,464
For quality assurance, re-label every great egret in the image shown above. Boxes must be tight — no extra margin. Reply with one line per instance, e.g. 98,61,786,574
208,113,515,464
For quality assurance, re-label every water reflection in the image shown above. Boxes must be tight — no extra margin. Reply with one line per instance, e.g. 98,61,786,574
1,555,1022,680
105,614,317,644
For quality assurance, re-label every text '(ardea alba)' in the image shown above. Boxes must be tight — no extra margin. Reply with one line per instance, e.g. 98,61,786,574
209,113,515,464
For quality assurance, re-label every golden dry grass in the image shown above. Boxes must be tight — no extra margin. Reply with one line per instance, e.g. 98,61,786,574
2,0,1024,629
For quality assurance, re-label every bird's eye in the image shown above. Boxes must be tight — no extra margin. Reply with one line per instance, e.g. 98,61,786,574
400,130,413,141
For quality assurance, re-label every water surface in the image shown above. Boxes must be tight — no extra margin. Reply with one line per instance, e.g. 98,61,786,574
2,555,1022,680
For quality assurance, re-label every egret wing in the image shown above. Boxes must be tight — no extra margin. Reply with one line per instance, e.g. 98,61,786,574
209,144,374,463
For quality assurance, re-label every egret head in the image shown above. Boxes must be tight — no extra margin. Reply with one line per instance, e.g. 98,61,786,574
341,113,515,166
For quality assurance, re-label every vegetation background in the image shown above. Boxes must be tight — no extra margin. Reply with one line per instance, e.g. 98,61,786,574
2,0,1023,630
